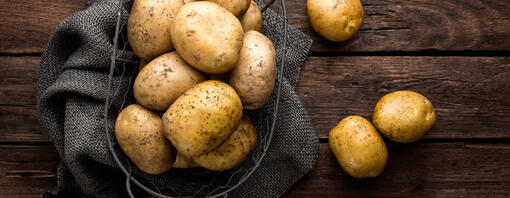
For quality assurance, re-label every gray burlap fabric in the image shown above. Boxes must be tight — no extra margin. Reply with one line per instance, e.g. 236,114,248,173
37,0,318,197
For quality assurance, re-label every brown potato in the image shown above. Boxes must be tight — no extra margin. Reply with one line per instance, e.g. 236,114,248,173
230,31,276,110
163,80,243,157
329,116,388,178
170,2,244,74
241,1,263,32
134,52,207,111
128,0,183,59
115,104,177,174
372,91,437,143
307,0,364,41
205,0,251,17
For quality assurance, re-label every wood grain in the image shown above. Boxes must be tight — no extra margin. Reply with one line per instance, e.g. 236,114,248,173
1,0,509,53
1,143,509,197
0,105,48,142
0,56,39,105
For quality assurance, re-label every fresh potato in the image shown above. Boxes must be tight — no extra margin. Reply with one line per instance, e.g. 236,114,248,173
171,2,244,74
329,116,388,178
230,31,276,110
307,0,364,42
241,1,263,32
163,80,243,157
128,0,183,59
192,115,257,171
205,0,251,17
372,91,437,143
134,52,207,111
115,104,176,174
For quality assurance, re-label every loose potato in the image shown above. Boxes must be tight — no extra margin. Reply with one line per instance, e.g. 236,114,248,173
329,116,388,178
134,52,207,111
171,2,244,74
128,0,183,59
163,80,243,157
230,31,276,110
307,0,364,42
115,104,177,174
192,115,257,171
241,1,263,32
205,0,251,17
372,91,437,143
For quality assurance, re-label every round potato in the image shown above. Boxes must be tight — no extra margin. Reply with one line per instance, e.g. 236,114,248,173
192,115,257,171
171,2,244,74
205,0,251,17
372,91,437,143
128,0,183,59
163,80,243,157
115,104,177,174
230,31,276,110
307,0,364,42
241,1,263,32
134,52,207,111
329,116,388,178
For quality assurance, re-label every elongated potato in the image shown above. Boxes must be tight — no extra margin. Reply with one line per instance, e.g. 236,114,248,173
230,31,276,109
171,2,244,74
163,80,243,157
134,52,207,111
205,0,251,17
128,0,183,59
115,104,176,174
241,1,263,32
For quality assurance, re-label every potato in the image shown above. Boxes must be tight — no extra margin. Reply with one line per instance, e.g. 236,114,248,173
171,2,244,74
230,31,276,110
329,116,388,178
115,104,176,174
205,0,251,17
192,115,257,171
241,1,263,32
134,52,207,111
372,91,437,143
163,80,243,157
307,0,364,42
128,0,183,59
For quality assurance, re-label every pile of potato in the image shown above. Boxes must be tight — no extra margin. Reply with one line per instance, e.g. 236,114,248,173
115,0,275,175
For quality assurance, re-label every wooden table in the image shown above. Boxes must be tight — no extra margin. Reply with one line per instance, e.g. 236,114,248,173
1,0,509,197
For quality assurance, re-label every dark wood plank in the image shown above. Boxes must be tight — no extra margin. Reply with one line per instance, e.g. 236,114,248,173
285,143,510,197
297,56,510,139
0,0,85,53
0,56,39,105
1,143,509,197
0,105,48,142
1,0,510,53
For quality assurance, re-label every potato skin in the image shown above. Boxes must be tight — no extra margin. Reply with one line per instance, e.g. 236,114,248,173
329,116,388,178
372,91,437,143
307,0,364,42
134,52,207,111
128,0,183,59
192,115,257,171
115,104,177,174
163,80,243,157
230,31,276,110
205,0,251,17
241,1,263,32
171,2,244,74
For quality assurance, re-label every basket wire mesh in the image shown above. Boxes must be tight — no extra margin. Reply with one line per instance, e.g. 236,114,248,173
104,0,289,197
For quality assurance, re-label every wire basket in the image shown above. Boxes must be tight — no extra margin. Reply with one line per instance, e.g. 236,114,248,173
104,0,290,197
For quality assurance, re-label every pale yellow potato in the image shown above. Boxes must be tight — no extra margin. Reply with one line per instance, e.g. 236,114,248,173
128,0,183,59
241,1,263,32
171,2,244,74
205,0,251,17
173,153,197,168
307,0,364,42
163,80,243,157
134,52,207,111
372,91,437,143
192,115,257,171
230,31,276,110
329,116,388,178
115,104,177,174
